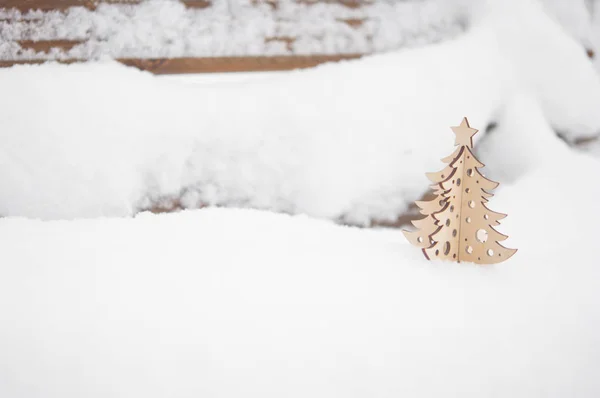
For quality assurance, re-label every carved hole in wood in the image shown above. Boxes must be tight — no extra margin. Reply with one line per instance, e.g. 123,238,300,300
467,168,473,177
466,246,473,254
468,200,475,208
456,178,461,186
444,241,451,255
487,249,494,257
466,217,472,223
476,229,488,243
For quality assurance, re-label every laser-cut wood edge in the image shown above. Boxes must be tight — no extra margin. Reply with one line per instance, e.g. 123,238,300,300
402,117,517,265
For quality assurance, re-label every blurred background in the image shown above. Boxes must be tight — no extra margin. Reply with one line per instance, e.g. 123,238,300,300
1,0,598,72
0,0,599,224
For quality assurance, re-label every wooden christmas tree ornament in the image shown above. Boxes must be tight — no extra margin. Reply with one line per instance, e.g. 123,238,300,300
403,117,517,264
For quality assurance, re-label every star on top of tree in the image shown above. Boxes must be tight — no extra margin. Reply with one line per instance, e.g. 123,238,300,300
451,117,478,148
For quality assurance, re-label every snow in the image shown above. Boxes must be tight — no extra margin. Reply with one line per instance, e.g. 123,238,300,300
1,0,599,223
1,1,600,395
541,0,595,47
538,0,600,75
2,0,596,62
0,0,467,60
592,0,600,75
1,154,600,397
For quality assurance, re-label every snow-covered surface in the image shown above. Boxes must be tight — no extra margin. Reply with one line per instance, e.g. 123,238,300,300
591,0,600,75
541,0,595,46
1,1,600,396
1,0,596,62
0,0,467,59
1,0,599,223
1,142,600,396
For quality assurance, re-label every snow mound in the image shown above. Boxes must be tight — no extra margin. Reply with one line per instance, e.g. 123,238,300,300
0,0,598,225
0,137,599,396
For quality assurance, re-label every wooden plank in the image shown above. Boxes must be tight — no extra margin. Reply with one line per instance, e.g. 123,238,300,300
18,40,83,53
0,0,131,12
337,18,365,29
182,0,211,9
0,54,364,73
0,0,87,12
0,59,75,68
296,0,373,8
119,55,364,74
0,0,367,12
0,0,211,12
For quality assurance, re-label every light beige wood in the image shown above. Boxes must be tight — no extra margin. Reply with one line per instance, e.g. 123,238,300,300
402,188,445,248
403,117,517,264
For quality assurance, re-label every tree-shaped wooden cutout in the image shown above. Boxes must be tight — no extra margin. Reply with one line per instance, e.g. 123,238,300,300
403,118,517,264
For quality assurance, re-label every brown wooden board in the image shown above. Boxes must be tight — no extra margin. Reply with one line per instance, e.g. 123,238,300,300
0,0,211,11
17,40,84,53
296,0,372,8
0,0,369,74
0,54,364,73
0,0,136,11
0,0,363,12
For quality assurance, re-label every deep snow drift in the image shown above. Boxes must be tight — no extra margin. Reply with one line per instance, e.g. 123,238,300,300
1,127,600,396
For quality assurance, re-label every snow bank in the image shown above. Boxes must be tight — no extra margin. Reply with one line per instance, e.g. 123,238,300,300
541,0,595,48
479,0,600,141
0,0,599,223
592,0,600,75
1,131,599,397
